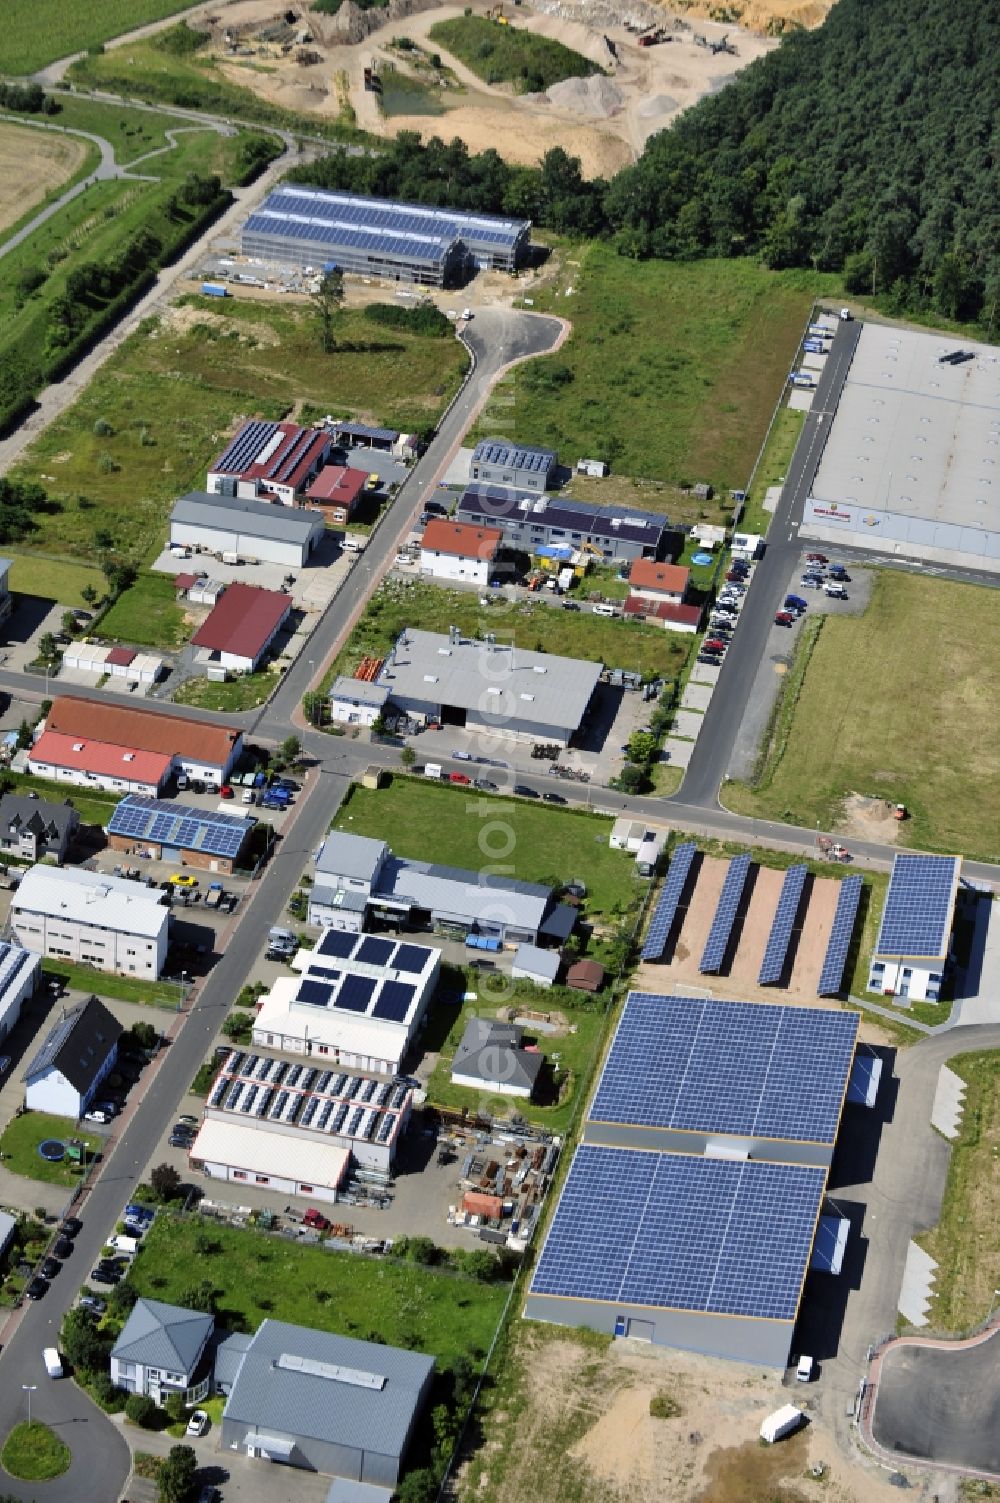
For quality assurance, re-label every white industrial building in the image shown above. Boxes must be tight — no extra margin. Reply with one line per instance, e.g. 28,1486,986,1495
23,995,122,1118
327,677,390,729
0,942,42,1046
190,1118,351,1204
867,853,961,1003
11,866,171,979
419,519,502,586
253,928,441,1076
170,492,325,569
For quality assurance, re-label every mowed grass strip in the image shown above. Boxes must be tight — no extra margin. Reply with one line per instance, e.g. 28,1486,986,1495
12,296,468,564
3,0,200,74
335,779,640,923
95,571,187,649
0,1422,71,1481
429,16,602,93
724,572,1000,861
44,959,184,1009
918,1050,1000,1331
0,1112,102,1186
129,1214,507,1368
496,246,837,489
6,554,103,608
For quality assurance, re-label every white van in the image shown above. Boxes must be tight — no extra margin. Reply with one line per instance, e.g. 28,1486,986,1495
43,1347,64,1379
423,762,442,780
108,1234,140,1257
593,603,620,618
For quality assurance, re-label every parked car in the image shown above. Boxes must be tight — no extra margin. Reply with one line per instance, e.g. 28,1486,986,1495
78,1294,106,1314
89,1267,120,1286
186,1409,209,1438
169,1133,193,1149
543,791,567,804
220,785,234,799
177,1115,198,1127
60,1217,83,1238
473,779,498,792
784,595,808,612
40,1256,62,1279
774,611,795,626
451,750,473,761
303,1208,331,1231
561,600,581,611
828,564,850,581
513,785,539,798
697,653,722,665
805,553,828,564
448,772,471,785
25,1276,49,1300
52,1237,74,1260
169,873,198,888
469,958,496,971
84,1108,113,1124
800,576,824,589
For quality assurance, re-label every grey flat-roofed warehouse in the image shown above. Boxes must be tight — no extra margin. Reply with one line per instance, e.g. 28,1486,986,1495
377,627,601,745
470,439,556,494
458,487,669,564
241,187,530,286
803,323,1000,570
170,492,324,568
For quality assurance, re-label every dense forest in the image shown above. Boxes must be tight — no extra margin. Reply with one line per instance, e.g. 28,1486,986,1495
290,0,999,326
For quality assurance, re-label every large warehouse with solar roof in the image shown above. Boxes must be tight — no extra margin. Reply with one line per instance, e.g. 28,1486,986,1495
524,991,872,1367
241,187,531,286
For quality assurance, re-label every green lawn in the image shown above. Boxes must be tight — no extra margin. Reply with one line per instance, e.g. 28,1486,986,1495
95,572,187,650
425,985,607,1135
7,772,118,828
327,578,690,687
739,403,805,537
172,669,280,712
4,0,202,73
429,16,602,93
724,573,1000,861
6,554,104,608
0,1112,100,1187
129,1214,507,1369
12,295,467,565
39,96,192,167
492,246,838,490
44,959,184,1009
336,779,642,926
918,1051,1000,1332
0,1422,70,1482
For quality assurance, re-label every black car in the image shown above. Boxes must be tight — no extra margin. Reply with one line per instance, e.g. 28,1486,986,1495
52,1238,74,1260
60,1217,83,1238
25,1276,49,1300
513,785,539,798
473,779,498,792
78,1294,106,1315
560,601,581,611
90,1267,120,1286
41,1256,61,1279
543,791,567,804
169,1134,194,1149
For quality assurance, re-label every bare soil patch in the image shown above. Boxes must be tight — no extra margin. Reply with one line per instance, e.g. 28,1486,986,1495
835,793,903,846
0,122,88,236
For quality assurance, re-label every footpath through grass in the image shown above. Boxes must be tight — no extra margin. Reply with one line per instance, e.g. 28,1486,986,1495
724,572,1000,861
0,1112,101,1187
429,16,602,93
918,1051,1000,1332
129,1214,507,1369
0,1422,71,1482
491,245,837,490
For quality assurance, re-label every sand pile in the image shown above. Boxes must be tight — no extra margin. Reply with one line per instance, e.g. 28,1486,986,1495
547,73,625,117
637,91,677,117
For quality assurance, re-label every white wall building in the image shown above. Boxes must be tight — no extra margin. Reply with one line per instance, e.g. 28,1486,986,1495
0,943,41,1046
327,677,390,730
867,853,961,1003
190,1118,350,1204
110,1299,215,1402
11,866,171,979
419,519,502,586
23,995,121,1117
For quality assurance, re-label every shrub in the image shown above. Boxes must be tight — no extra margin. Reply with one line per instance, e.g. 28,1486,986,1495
125,1393,158,1429
649,1391,682,1419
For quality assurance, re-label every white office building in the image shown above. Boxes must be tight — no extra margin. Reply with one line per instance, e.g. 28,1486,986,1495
0,943,42,1046
11,866,171,979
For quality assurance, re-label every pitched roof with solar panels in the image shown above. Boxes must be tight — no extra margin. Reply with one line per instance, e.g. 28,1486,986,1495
587,993,859,1147
252,186,529,253
872,853,961,961
107,795,255,862
471,439,557,475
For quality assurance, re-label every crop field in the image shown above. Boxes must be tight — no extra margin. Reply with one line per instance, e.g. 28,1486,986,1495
3,0,201,75
0,122,93,239
328,578,690,686
483,246,836,491
725,573,1000,861
128,1214,507,1371
429,16,602,93
12,295,467,564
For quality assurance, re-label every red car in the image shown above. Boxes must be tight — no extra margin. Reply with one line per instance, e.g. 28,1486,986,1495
774,610,795,626
303,1208,331,1231
704,639,727,652
805,552,828,564
220,785,234,799
448,771,471,784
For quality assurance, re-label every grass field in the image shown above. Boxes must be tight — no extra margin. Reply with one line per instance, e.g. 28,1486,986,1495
0,1422,71,1482
724,573,1000,861
9,772,118,828
327,578,690,687
739,404,805,537
6,554,104,608
95,572,187,649
429,16,602,93
44,959,184,1009
12,295,467,564
335,779,642,925
129,1214,507,1369
0,1112,101,1187
44,96,194,167
918,1051,1000,1332
0,121,94,239
172,670,279,711
4,1,202,74
492,246,836,490
425,986,607,1135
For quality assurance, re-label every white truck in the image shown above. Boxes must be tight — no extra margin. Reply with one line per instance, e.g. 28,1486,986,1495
759,1405,805,1443
423,762,443,780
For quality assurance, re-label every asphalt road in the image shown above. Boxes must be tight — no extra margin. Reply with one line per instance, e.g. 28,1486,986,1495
871,1328,1000,1473
674,319,861,808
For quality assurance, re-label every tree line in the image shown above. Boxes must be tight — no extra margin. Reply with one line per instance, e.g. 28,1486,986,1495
288,0,998,328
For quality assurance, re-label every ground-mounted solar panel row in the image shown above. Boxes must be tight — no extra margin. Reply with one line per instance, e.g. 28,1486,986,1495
641,842,697,961
699,852,752,973
816,875,863,995
757,865,808,985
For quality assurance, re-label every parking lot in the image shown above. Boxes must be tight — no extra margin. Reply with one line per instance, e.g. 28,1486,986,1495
150,527,352,616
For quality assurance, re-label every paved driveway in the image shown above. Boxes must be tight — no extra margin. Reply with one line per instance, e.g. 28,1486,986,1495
870,1326,1000,1475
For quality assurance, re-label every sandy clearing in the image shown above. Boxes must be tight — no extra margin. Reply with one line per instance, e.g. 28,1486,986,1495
724,861,784,991
0,122,88,237
791,871,842,995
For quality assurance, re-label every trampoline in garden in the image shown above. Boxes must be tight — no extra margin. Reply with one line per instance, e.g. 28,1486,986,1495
38,1140,65,1162
691,553,714,566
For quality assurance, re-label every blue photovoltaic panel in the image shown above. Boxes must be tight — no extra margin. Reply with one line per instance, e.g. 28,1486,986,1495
529,1145,825,1320
297,979,333,1009
316,930,358,960
371,980,414,1022
355,936,395,968
641,842,697,961
107,796,252,860
588,993,859,1145
393,943,429,974
336,975,376,1013
757,865,808,985
817,876,863,996
700,853,753,973
874,854,959,959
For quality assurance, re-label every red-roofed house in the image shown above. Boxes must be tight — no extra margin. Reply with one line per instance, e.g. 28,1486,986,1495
628,559,690,604
29,731,172,796
190,583,293,673
419,519,503,586
305,465,367,525
623,597,703,633
207,420,332,506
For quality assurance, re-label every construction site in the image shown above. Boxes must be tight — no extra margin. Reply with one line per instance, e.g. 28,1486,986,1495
194,0,787,176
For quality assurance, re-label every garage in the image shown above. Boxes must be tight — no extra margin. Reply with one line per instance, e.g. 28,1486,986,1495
170,492,325,569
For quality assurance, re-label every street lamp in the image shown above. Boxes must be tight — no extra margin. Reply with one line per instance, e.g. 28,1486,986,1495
22,1385,36,1427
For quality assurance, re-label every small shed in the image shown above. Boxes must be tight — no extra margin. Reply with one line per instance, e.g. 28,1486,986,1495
610,817,648,853
63,641,110,674
511,944,560,989
566,959,604,994
188,578,227,607
105,646,137,678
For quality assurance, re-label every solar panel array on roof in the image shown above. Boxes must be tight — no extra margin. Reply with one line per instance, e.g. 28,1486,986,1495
700,854,753,973
817,876,863,995
458,488,667,548
757,865,808,985
589,993,859,1145
262,186,527,250
874,853,960,959
337,975,376,1012
641,842,697,961
316,930,358,960
335,421,398,445
298,979,333,1009
356,936,394,968
213,420,278,475
108,795,252,860
393,943,430,974
472,440,555,474
530,1145,825,1319
243,211,456,268
371,980,414,1022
